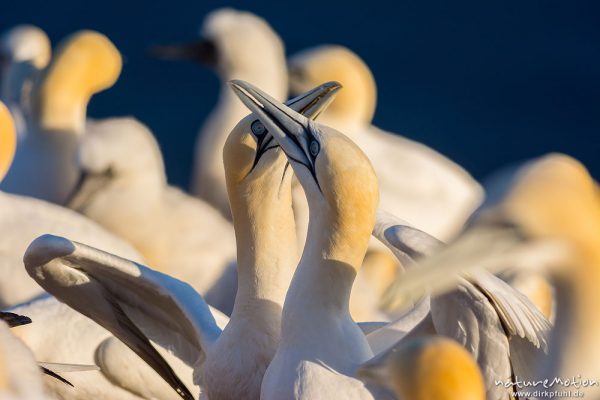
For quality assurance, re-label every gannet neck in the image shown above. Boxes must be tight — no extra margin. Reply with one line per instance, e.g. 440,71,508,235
31,31,122,134
228,155,297,314
289,45,376,132
0,102,16,181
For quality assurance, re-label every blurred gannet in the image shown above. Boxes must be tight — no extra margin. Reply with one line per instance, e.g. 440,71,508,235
383,154,600,398
23,82,340,400
289,45,483,240
373,209,551,399
151,8,287,218
231,80,384,399
358,336,486,400
67,117,238,312
0,30,121,204
0,25,51,137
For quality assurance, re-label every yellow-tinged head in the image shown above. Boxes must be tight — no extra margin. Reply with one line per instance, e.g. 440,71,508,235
0,101,16,181
231,80,379,269
289,46,377,131
389,336,485,400
32,30,122,132
0,25,51,69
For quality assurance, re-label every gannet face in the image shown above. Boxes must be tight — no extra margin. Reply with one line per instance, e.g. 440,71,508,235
224,81,341,191
0,25,51,70
0,102,16,181
150,8,284,79
288,45,377,130
32,30,122,132
359,336,485,400
67,118,164,211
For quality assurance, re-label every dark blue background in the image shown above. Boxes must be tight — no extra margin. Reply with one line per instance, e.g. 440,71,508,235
3,0,599,187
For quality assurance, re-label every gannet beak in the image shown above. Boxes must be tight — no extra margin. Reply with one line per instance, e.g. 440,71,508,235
148,39,217,66
230,80,319,173
380,224,565,310
65,169,114,210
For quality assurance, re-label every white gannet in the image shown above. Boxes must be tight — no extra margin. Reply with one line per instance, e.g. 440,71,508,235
23,82,341,400
231,80,383,399
373,209,551,399
358,335,486,400
288,45,483,240
67,116,238,313
0,30,121,204
0,320,48,400
0,25,51,137
151,8,288,219
383,154,600,398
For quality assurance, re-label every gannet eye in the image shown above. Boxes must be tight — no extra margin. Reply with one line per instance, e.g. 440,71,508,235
251,120,267,136
309,140,320,157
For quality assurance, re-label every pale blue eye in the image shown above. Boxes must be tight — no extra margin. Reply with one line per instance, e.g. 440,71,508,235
309,141,319,156
251,120,266,136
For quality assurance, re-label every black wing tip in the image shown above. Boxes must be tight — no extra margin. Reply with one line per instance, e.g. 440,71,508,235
0,311,32,327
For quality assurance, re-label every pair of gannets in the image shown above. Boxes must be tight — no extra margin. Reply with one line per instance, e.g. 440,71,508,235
24,80,488,400
0,29,121,205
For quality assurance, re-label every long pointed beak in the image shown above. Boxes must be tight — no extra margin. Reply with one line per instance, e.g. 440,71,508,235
284,80,341,118
147,39,217,66
379,224,565,310
230,80,318,171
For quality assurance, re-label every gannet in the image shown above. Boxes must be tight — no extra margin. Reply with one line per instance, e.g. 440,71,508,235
383,154,600,398
0,25,51,137
67,116,238,312
231,80,387,399
0,30,121,204
372,209,551,399
358,336,486,400
23,82,341,400
288,45,483,240
0,321,47,400
151,8,287,218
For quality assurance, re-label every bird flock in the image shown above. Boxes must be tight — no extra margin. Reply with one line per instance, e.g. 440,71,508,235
0,7,597,400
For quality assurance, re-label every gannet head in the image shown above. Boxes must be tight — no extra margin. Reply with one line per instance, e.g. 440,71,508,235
231,80,379,267
150,9,286,97
358,336,485,400
0,25,51,70
32,30,122,133
224,81,341,198
0,101,16,181
67,117,166,212
288,45,377,132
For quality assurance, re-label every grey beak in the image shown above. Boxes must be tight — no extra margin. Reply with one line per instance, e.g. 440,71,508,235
230,80,323,172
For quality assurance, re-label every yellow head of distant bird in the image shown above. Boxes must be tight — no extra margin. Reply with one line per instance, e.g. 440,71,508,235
0,101,16,181
360,336,485,400
231,80,379,268
289,45,377,131
32,30,122,132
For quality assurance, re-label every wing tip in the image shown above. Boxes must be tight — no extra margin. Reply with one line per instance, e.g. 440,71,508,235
24,234,77,271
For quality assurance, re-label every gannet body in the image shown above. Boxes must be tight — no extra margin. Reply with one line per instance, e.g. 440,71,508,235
68,117,238,312
151,8,287,218
0,30,121,204
381,153,600,398
373,209,551,399
23,83,340,400
289,45,483,240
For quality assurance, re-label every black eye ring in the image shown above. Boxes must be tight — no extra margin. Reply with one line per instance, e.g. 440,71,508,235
251,120,267,136
309,140,320,157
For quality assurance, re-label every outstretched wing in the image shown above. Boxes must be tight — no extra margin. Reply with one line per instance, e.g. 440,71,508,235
24,234,225,400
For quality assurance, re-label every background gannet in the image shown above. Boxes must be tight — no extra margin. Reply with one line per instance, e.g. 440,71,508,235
23,82,340,400
0,30,121,204
232,80,382,399
374,209,551,399
151,8,288,219
67,116,238,313
0,25,51,137
288,45,483,240
358,336,486,400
